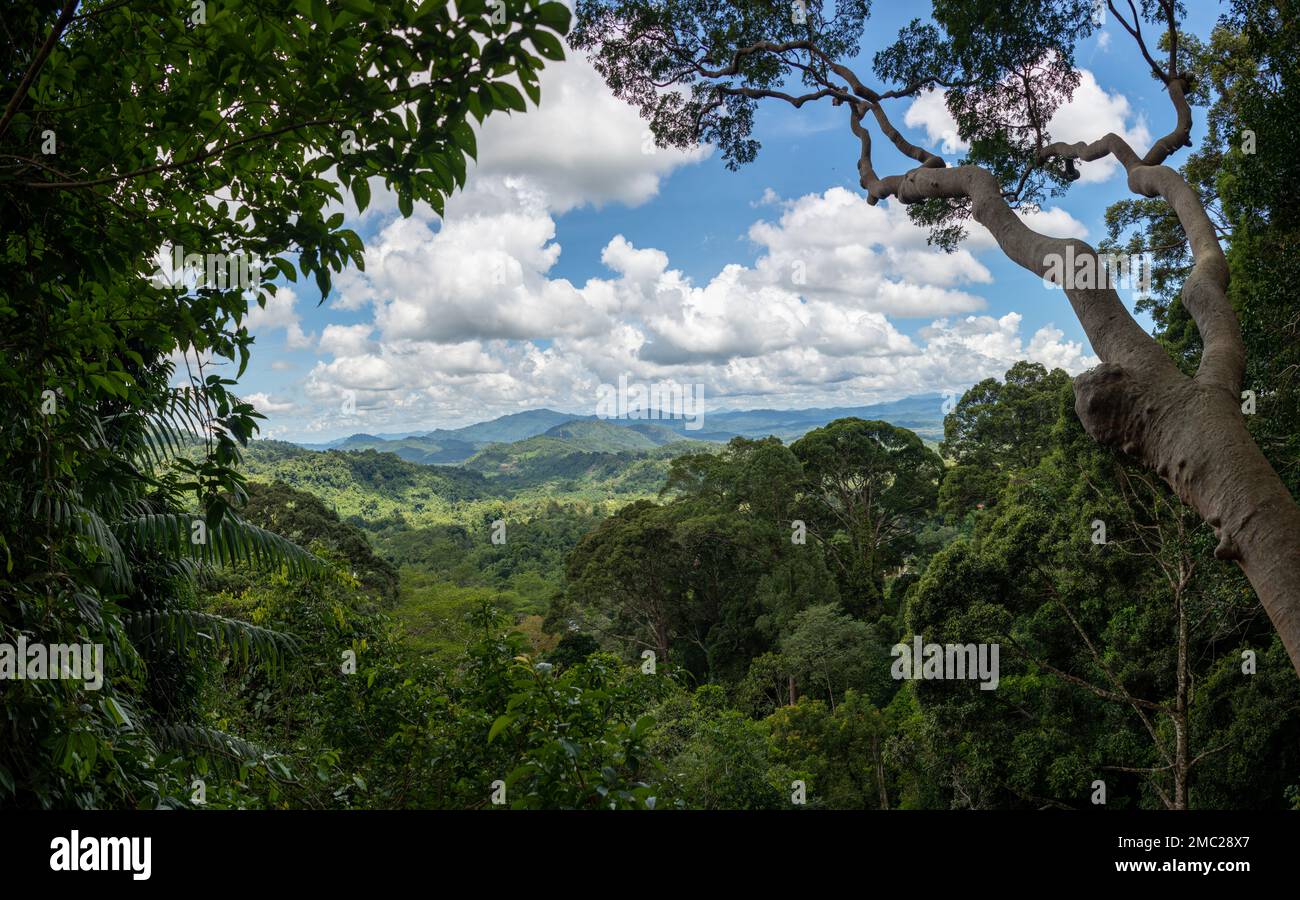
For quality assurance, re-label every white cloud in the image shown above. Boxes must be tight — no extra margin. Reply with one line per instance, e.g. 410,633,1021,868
1018,206,1090,239
1027,323,1101,372
918,313,1098,382
318,324,378,358
469,55,710,213
904,89,968,155
744,188,992,315
246,392,296,415
903,68,1151,182
324,51,708,228
246,286,314,350
338,192,607,344
284,184,1099,435
1048,69,1152,182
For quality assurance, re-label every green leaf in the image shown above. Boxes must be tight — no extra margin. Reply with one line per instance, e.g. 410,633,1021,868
488,714,516,743
451,120,478,160
490,82,527,112
529,30,566,61
273,257,298,283
102,697,132,728
353,176,371,213
535,2,571,33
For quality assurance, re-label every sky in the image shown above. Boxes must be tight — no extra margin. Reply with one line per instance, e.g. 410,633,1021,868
218,0,1222,443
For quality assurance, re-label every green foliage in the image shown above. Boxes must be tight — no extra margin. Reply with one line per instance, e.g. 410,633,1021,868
0,0,569,809
777,603,894,710
909,385,1300,809
233,481,400,601
648,685,796,810
571,0,875,169
938,362,1072,520
768,691,896,810
489,649,672,809
792,418,943,610
876,0,1099,237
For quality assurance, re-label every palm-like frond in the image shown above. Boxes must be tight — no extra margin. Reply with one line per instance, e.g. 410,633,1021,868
29,490,132,591
102,384,211,470
153,723,273,765
115,511,325,579
124,609,299,674
136,387,209,468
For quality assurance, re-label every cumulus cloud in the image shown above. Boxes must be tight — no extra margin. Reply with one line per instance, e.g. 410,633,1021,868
903,69,1151,182
1045,70,1152,182
318,323,379,358
285,183,1098,435
348,194,606,344
913,313,1098,388
744,187,991,314
246,286,314,350
904,89,968,155
470,55,710,213
245,392,296,415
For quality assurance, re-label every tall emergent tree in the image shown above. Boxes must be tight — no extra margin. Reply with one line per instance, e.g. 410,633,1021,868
571,0,1300,674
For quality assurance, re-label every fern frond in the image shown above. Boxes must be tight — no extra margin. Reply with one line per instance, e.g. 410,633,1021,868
115,511,325,579
123,609,299,673
29,491,132,592
153,722,272,765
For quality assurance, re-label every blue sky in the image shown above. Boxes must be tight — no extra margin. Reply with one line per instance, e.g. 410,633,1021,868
225,0,1222,442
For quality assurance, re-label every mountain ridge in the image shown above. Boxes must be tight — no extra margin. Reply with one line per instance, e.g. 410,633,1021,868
292,393,948,463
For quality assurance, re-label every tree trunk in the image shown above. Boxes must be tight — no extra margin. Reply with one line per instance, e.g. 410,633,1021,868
1075,368,1300,676
872,733,890,810
865,156,1300,676
1172,578,1190,810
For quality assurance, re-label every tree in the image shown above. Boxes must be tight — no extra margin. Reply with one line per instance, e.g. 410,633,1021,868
648,684,795,809
484,647,669,809
571,0,1300,675
776,602,889,711
0,0,571,807
561,500,690,664
768,690,896,809
942,362,1071,471
791,418,942,611
940,362,1072,520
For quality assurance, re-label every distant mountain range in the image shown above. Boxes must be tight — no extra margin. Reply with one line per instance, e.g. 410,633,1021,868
293,394,948,466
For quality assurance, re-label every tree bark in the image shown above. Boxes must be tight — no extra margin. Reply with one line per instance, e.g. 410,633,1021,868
1075,365,1300,677
850,99,1300,676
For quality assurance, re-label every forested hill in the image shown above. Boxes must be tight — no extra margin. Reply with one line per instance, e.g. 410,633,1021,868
295,394,949,463
242,396,950,526
240,423,700,526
